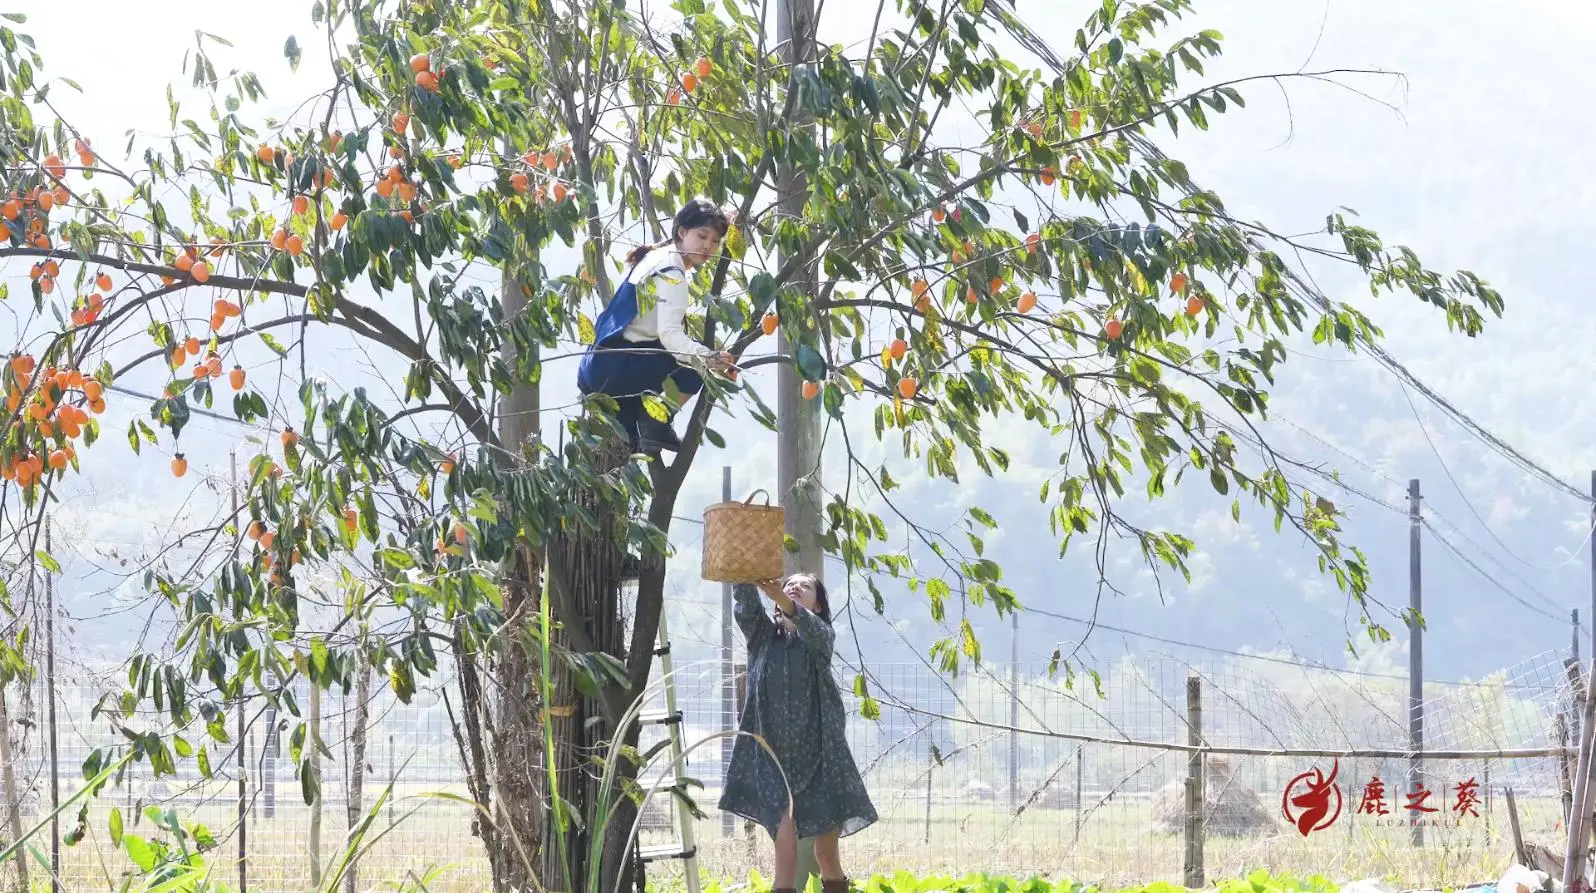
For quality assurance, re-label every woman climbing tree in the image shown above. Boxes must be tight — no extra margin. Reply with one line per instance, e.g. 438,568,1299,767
577,197,736,452
720,574,877,893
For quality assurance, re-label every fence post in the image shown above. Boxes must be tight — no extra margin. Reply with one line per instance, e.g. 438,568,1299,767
387,734,395,828
734,662,753,839
1184,673,1204,889
264,706,278,818
720,466,736,839
923,741,933,843
1073,743,1084,843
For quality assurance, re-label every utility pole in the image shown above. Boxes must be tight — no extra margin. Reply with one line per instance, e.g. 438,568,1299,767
777,0,822,885
1589,471,1595,663
232,452,248,893
1407,478,1423,849
44,520,58,893
719,466,735,839
775,0,823,581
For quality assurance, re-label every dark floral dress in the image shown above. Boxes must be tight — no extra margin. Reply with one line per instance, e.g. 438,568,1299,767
717,584,877,840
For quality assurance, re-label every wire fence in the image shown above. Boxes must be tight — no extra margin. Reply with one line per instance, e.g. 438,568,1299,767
0,648,1579,893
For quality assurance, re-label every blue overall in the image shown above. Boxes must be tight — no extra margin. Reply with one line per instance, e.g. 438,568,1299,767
576,259,706,446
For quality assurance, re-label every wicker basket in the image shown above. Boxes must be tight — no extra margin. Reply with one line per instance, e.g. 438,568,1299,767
701,489,786,583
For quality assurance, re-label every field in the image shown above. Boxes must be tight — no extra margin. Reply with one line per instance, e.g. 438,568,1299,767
19,782,1563,893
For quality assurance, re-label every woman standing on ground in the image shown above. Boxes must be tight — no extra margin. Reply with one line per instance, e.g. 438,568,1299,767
577,197,735,452
719,573,877,893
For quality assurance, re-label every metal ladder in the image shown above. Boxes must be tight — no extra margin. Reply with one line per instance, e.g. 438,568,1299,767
635,608,702,893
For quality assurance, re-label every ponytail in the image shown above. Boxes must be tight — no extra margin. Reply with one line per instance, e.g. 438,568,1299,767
626,197,731,266
626,239,671,266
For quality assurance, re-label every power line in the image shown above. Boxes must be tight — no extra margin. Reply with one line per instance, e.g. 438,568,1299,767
1421,518,1565,623
1400,381,1592,573
1021,604,1560,689
1263,409,1568,618
107,369,1575,626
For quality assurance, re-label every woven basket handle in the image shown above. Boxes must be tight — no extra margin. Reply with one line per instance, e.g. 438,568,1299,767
743,488,772,506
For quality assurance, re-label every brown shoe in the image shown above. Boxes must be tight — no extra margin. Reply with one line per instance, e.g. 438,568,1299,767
821,880,851,893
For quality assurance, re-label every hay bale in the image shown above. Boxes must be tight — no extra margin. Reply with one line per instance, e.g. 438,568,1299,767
1147,756,1276,837
1037,781,1079,809
962,779,997,802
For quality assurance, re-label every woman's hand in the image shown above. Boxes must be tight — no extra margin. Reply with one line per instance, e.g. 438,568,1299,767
706,351,738,377
756,578,796,615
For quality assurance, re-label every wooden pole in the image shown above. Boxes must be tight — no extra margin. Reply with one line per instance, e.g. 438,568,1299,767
777,0,823,884
232,451,248,893
1408,478,1424,849
1183,674,1205,889
720,466,736,840
1561,663,1596,892
43,522,58,893
1505,786,1528,866
775,0,823,583
1561,712,1576,825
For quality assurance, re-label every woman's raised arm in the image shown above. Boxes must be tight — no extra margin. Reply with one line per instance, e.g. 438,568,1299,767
732,583,775,653
786,603,835,663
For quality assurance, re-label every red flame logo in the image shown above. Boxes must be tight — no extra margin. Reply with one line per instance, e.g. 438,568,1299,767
1281,759,1342,836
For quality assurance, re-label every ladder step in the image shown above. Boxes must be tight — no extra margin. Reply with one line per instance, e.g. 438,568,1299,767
638,710,682,727
638,844,697,863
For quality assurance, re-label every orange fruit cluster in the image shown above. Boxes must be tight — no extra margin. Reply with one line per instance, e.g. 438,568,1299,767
411,53,441,92
510,145,573,203
1,145,88,253
666,56,712,105
2,355,107,489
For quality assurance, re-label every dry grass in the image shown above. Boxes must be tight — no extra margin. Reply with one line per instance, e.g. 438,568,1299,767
4,783,1562,893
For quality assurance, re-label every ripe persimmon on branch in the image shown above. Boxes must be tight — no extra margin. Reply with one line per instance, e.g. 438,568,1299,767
0,0,1515,888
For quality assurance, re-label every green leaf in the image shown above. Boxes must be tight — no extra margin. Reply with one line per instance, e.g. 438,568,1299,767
300,757,320,805
108,807,123,847
641,395,670,422
794,344,827,381
124,835,158,872
284,36,301,72
748,273,778,310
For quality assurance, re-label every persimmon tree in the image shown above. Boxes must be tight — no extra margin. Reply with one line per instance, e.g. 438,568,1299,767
0,0,1503,890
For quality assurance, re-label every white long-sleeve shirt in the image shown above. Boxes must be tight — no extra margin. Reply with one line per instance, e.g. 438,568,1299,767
620,246,714,360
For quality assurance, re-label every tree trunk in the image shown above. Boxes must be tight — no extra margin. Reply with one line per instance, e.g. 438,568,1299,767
451,635,504,890
489,545,562,893
551,440,632,893
484,257,558,893
479,258,694,893
0,687,26,893
344,660,371,893
309,683,322,887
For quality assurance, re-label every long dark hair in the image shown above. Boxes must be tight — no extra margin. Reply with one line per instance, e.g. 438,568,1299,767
625,196,731,265
780,573,831,624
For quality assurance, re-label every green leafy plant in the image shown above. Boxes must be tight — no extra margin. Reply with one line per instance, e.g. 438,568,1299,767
0,0,1508,889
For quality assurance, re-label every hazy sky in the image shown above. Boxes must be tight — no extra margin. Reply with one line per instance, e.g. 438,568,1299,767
9,0,1596,687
